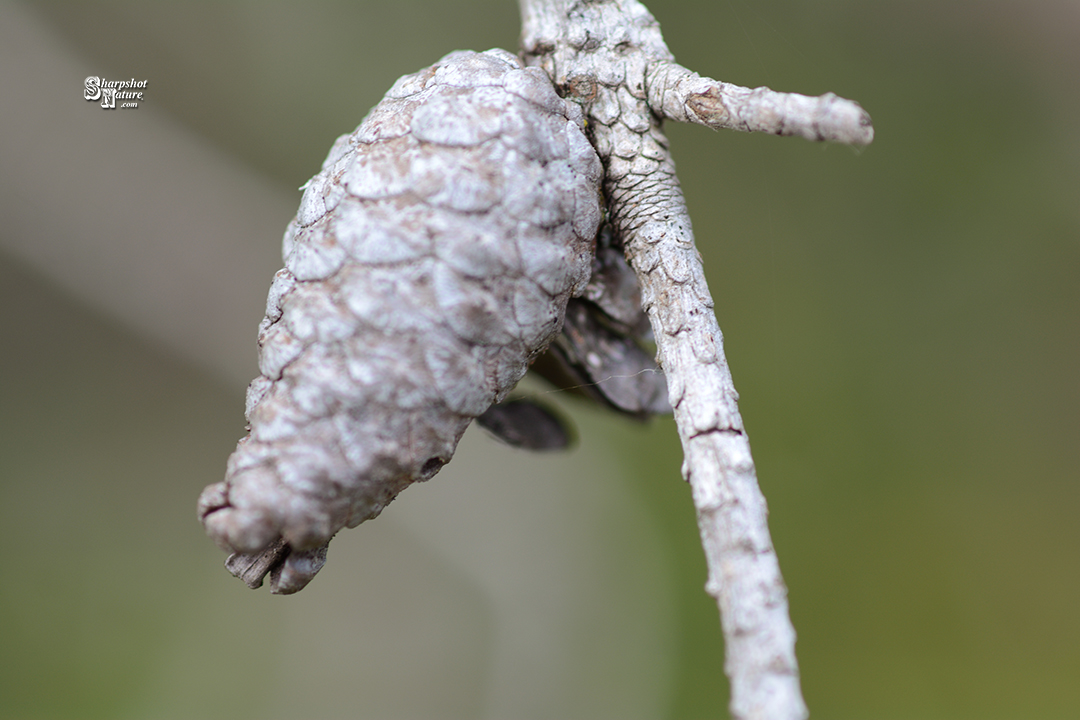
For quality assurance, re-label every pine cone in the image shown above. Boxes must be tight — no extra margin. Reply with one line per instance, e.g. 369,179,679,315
198,49,606,592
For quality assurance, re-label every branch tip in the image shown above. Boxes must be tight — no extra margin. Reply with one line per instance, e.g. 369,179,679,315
648,61,873,146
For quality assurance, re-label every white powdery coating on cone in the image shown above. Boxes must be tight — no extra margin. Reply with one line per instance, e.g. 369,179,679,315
200,49,602,554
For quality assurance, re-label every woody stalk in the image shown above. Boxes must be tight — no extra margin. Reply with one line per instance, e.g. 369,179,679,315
517,1,874,719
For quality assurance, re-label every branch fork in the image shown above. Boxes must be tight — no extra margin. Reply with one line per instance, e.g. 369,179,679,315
520,2,873,718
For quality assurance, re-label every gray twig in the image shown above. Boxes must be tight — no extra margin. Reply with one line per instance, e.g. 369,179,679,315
519,1,873,718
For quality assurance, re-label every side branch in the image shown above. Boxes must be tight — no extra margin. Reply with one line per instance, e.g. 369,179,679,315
647,61,874,145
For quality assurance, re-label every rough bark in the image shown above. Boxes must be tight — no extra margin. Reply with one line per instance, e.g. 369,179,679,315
518,2,872,719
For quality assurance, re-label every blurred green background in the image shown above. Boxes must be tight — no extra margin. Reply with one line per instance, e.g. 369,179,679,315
1,1,1077,718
